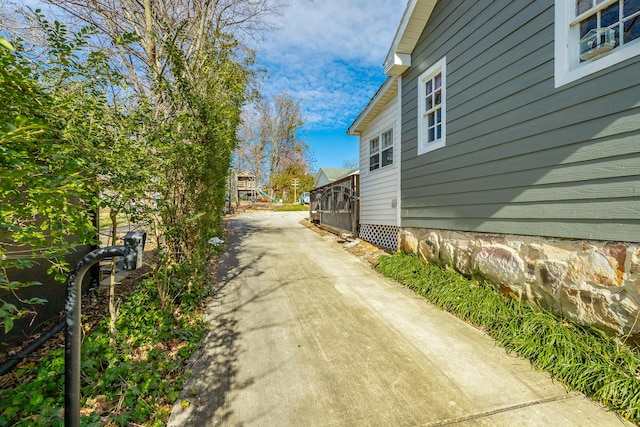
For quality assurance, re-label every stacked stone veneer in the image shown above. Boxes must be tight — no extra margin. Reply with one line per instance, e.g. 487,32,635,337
398,228,640,338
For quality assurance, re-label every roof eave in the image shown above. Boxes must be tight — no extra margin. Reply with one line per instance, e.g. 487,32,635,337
347,77,398,136
383,0,438,76
383,53,412,76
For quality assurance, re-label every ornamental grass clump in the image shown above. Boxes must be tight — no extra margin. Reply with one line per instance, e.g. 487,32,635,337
376,253,640,422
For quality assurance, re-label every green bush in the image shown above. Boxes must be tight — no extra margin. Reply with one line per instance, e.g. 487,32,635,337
0,275,209,426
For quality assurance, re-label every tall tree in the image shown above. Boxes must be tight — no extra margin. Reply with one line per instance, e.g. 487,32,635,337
237,93,312,191
0,0,289,321
236,107,268,189
28,0,284,267
38,0,285,98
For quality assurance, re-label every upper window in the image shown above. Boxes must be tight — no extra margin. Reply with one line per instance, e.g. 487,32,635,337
381,129,394,167
417,57,446,155
369,136,380,171
555,0,640,87
368,128,394,172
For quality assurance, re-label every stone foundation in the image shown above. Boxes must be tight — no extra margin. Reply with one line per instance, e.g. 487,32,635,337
399,228,640,338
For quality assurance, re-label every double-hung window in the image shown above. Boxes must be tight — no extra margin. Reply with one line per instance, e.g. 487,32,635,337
368,128,394,172
418,57,446,155
555,0,640,87
381,129,394,167
369,137,380,171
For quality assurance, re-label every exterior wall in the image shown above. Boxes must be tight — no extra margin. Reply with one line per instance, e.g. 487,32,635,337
359,94,399,228
358,90,399,250
398,228,640,339
400,0,640,242
0,243,95,348
315,172,331,188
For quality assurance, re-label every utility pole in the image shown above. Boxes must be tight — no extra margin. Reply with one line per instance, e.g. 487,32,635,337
292,178,299,203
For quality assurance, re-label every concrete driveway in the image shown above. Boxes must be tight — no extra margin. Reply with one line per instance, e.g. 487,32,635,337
168,211,630,426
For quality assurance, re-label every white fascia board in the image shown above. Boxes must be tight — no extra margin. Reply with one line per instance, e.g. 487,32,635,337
348,77,397,136
383,0,438,76
384,0,417,73
384,53,412,76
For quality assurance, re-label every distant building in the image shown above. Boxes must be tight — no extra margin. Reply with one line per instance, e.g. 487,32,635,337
236,171,256,202
314,168,358,188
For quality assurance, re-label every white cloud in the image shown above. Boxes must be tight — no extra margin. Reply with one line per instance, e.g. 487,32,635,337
261,0,404,64
254,0,406,131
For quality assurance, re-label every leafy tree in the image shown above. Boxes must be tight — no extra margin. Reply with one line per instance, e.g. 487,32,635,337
0,0,285,331
271,164,314,203
35,0,279,286
237,93,312,192
151,31,255,265
0,27,105,331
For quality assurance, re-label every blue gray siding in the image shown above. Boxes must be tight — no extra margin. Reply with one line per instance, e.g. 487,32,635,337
401,0,640,242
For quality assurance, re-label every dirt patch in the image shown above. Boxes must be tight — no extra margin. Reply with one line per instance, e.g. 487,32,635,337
0,265,149,385
299,219,392,267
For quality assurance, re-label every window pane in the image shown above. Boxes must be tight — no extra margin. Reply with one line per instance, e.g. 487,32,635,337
382,130,393,148
436,124,442,140
577,0,592,15
428,112,435,126
624,0,640,17
426,80,432,95
370,137,379,152
612,25,621,45
434,89,441,106
428,127,435,142
382,147,393,167
601,3,620,27
369,154,379,171
624,15,640,42
426,94,432,109
580,14,598,37
436,108,442,124
434,73,441,89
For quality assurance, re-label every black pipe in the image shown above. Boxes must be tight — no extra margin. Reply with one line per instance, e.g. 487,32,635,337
65,231,144,427
65,245,128,427
1,210,103,378
0,319,65,376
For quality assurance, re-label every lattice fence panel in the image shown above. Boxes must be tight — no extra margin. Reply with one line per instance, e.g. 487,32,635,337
359,224,398,251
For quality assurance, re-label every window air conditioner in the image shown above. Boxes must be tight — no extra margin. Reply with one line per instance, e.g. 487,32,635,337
579,28,616,61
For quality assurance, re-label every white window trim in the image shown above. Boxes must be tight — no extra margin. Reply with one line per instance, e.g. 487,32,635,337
368,127,395,173
555,0,640,87
369,136,380,172
381,128,394,168
417,57,446,156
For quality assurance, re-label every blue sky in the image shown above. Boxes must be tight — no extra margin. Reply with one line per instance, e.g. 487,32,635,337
14,0,406,170
254,0,406,170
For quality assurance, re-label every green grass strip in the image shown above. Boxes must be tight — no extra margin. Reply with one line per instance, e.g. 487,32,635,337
274,204,310,212
377,253,640,422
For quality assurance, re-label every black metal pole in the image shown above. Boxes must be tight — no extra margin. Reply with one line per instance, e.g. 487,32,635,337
64,246,127,427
